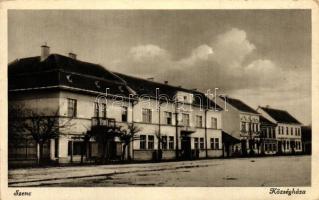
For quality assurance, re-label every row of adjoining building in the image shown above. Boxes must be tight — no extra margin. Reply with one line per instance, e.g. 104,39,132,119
8,45,309,166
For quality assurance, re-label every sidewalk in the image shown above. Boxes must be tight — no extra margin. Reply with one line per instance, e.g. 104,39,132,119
8,159,221,186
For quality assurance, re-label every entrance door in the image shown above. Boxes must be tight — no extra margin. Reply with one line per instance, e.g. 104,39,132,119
109,141,121,160
181,136,191,160
241,140,247,156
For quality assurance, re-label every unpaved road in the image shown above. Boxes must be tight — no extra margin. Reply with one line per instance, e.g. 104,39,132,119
8,156,310,187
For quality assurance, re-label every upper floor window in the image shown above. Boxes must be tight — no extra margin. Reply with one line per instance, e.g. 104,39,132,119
101,103,107,118
211,117,217,129
196,115,203,128
67,98,77,117
142,108,152,123
241,122,246,132
291,127,293,135
165,112,172,125
121,106,128,122
94,102,99,117
286,127,289,135
182,113,190,126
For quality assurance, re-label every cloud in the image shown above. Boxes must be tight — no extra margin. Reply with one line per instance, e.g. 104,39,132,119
105,27,310,123
129,44,169,62
179,44,214,66
212,28,255,68
109,44,172,77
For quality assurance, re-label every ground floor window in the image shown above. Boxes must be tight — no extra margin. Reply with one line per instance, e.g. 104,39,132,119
194,138,199,149
200,138,204,149
68,141,85,156
162,136,167,150
210,138,219,150
148,135,154,149
54,138,59,158
140,135,146,149
169,136,174,149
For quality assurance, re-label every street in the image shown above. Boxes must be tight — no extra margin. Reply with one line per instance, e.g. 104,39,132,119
8,155,310,187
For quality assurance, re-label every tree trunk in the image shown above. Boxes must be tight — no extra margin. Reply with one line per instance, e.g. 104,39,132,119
122,144,128,161
36,142,40,165
39,142,44,165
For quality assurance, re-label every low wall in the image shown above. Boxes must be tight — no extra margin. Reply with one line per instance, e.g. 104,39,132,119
207,150,223,158
133,150,154,161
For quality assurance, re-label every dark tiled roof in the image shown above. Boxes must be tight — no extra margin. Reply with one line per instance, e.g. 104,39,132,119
9,54,122,82
8,54,130,96
260,107,301,124
259,115,276,126
219,96,259,114
115,73,222,110
8,54,222,110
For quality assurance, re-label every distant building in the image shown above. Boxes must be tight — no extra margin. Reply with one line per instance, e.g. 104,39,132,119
257,106,303,154
215,96,261,156
301,126,311,154
259,116,277,155
8,45,224,165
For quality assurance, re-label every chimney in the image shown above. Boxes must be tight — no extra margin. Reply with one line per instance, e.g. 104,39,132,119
164,81,168,85
69,52,77,60
266,105,270,108
40,43,50,61
147,77,154,81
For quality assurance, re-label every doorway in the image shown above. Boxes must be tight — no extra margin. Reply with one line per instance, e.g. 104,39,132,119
181,136,191,160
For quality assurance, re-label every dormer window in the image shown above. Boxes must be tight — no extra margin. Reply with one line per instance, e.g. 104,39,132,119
66,74,73,83
95,81,100,88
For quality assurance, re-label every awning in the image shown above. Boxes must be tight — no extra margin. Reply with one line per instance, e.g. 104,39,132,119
222,131,241,144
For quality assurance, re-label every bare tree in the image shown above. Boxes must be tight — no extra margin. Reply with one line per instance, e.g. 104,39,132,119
9,104,73,165
120,123,142,161
154,130,165,161
89,119,123,163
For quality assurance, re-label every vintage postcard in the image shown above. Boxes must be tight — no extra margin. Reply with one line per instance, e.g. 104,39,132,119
0,0,318,200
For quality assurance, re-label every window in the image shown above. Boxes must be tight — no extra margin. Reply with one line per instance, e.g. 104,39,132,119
194,138,199,149
162,136,167,150
214,138,219,149
287,141,290,149
148,135,154,149
210,138,215,149
140,135,146,149
211,117,217,129
241,122,246,132
142,108,152,123
196,115,203,127
68,141,84,156
54,138,59,158
286,127,289,135
295,128,298,136
121,106,128,122
165,112,172,125
182,113,190,126
94,102,99,117
101,103,106,118
67,98,77,117
200,138,204,149
291,127,293,135
169,136,174,149
272,144,277,152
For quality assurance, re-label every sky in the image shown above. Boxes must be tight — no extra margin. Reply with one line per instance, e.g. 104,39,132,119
8,10,311,124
